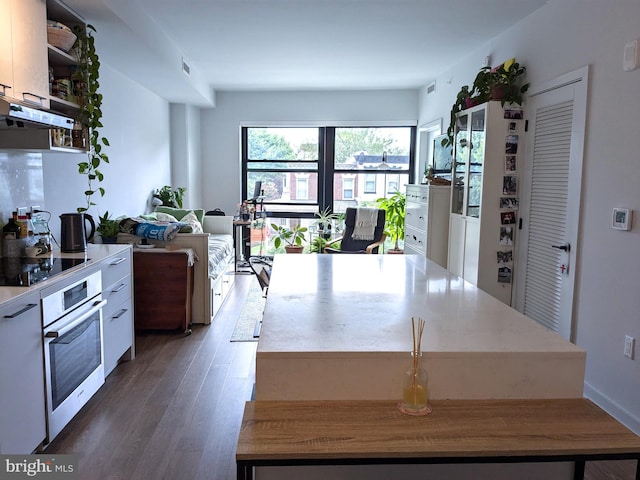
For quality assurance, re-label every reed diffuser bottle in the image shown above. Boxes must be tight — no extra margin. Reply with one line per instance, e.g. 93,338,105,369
401,317,430,414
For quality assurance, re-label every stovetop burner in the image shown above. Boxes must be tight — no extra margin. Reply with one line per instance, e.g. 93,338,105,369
0,256,90,287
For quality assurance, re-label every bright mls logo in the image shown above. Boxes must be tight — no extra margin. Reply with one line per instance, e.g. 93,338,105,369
0,455,77,479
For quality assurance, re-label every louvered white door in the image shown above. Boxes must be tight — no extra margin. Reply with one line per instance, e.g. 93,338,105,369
515,67,588,341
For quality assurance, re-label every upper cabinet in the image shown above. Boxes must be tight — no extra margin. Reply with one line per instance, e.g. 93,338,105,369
0,0,87,152
0,0,14,97
447,101,525,306
4,0,50,109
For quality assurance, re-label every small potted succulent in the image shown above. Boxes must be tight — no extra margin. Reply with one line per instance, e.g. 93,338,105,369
96,211,120,244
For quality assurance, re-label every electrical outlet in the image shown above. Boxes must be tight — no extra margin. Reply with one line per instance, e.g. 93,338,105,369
624,335,635,359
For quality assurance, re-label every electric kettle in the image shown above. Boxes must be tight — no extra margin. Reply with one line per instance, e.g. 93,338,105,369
60,213,95,252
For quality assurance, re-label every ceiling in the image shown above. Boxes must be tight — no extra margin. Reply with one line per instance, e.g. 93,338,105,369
61,0,548,106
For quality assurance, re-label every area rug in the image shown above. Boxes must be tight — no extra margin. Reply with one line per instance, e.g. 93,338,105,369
230,277,265,342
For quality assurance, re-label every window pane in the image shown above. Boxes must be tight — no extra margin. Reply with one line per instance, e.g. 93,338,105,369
332,172,409,213
248,127,318,161
247,172,318,204
334,127,411,171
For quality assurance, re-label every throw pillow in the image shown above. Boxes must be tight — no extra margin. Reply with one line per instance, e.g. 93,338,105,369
155,212,179,223
155,206,205,224
180,210,204,234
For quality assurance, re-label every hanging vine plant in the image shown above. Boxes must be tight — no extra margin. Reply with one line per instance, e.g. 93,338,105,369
73,24,110,213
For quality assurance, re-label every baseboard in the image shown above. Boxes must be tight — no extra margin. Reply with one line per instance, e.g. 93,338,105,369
584,382,640,435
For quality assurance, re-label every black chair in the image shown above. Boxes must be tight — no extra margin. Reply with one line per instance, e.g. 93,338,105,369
324,207,386,254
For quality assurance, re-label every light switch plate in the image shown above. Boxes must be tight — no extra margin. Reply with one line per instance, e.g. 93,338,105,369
623,39,638,71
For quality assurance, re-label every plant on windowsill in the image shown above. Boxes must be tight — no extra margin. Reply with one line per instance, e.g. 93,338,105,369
377,190,406,253
270,223,308,253
73,24,110,213
310,236,328,254
314,206,338,240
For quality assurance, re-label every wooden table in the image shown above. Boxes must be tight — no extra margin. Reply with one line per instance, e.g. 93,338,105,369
236,399,640,480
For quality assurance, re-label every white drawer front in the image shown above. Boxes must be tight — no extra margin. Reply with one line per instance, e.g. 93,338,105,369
405,203,429,231
405,227,427,252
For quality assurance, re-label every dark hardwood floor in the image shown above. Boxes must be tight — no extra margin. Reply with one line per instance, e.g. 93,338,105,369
44,273,637,479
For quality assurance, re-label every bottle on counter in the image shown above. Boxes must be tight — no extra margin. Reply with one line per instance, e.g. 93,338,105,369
2,217,22,258
2,218,20,240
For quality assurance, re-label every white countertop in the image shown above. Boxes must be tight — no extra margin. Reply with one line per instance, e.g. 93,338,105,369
255,254,586,401
0,244,131,305
259,254,583,356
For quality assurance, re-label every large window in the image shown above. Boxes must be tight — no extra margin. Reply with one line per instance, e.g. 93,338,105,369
242,125,415,253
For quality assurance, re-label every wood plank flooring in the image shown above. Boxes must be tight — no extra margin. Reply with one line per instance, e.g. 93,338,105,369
44,273,637,480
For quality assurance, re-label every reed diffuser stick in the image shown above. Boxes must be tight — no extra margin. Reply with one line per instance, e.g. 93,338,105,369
411,316,426,389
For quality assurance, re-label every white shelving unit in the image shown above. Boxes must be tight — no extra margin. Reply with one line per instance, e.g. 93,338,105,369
447,100,525,305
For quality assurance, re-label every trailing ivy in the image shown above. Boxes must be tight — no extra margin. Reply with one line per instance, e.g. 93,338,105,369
74,24,110,213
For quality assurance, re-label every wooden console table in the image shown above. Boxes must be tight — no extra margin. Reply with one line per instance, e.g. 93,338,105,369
236,399,640,480
133,247,194,334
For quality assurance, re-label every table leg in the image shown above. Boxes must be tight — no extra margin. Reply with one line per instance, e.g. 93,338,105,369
573,460,585,480
236,462,252,480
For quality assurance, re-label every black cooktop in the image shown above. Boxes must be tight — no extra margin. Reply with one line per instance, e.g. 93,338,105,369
0,256,90,287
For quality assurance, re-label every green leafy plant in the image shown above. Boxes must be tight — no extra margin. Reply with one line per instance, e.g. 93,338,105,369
309,236,328,254
96,211,120,238
74,24,110,213
153,186,187,208
442,60,529,149
270,223,307,249
377,190,406,252
314,206,338,239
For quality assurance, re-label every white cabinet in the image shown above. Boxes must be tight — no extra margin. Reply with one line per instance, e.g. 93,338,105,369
404,184,450,267
0,0,14,97
100,249,135,377
8,0,50,108
447,101,525,305
0,292,46,454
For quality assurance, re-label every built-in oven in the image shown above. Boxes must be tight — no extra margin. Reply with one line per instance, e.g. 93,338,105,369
41,269,106,443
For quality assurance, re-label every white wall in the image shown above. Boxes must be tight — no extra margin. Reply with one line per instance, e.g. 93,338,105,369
418,0,640,433
42,63,171,240
170,103,202,209
199,89,419,216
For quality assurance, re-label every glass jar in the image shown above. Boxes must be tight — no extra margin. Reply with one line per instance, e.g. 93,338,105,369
401,352,429,413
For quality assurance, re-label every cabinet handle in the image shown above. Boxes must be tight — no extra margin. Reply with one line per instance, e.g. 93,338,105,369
111,283,127,293
3,303,37,318
0,83,11,95
111,308,128,319
22,92,47,106
109,257,126,266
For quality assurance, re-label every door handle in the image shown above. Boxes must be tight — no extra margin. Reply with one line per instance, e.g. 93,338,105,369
552,243,570,252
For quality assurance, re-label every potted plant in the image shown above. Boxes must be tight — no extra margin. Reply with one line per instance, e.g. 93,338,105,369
442,59,529,149
270,223,307,253
153,186,187,208
314,206,338,240
309,236,328,254
73,24,110,214
377,190,406,253
96,211,120,244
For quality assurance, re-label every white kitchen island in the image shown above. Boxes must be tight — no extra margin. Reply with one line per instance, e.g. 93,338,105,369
256,254,585,402
253,254,587,480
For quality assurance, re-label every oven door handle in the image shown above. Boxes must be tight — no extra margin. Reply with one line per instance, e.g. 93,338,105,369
44,299,107,338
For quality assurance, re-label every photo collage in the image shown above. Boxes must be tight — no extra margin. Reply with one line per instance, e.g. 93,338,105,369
497,106,523,284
